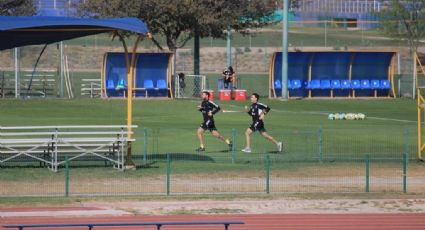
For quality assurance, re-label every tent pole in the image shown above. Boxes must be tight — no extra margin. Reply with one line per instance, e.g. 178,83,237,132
124,34,143,168
115,32,130,70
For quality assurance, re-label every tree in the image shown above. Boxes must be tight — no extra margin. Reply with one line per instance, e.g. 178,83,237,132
78,0,275,52
0,0,35,16
378,0,425,55
275,0,301,10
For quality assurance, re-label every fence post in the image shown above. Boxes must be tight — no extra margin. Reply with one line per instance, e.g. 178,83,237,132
403,152,407,193
231,128,236,164
166,154,171,196
65,156,69,197
143,128,148,162
265,155,270,194
403,128,409,160
365,154,369,193
318,126,323,162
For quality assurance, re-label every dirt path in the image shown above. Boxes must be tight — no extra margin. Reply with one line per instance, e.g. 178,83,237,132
79,199,425,215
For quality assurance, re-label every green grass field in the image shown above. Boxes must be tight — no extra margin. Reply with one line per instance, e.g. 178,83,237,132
0,97,419,160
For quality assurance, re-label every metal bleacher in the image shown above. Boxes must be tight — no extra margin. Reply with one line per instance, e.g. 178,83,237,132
81,78,101,98
0,125,136,172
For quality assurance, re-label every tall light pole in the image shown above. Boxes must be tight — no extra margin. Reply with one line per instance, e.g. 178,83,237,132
226,25,232,67
281,0,289,99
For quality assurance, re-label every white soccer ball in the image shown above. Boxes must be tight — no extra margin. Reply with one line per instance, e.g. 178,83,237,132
328,114,335,120
334,113,340,120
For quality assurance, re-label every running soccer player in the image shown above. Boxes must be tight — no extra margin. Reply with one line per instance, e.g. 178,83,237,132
241,93,282,153
196,91,232,152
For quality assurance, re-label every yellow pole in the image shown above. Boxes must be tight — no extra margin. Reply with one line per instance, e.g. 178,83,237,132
418,91,421,161
416,52,423,161
124,35,143,167
116,33,130,71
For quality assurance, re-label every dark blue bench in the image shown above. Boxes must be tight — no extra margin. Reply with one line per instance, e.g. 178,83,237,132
4,220,245,230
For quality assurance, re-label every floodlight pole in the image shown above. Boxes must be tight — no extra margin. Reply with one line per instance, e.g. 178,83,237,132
226,25,232,67
14,47,20,98
281,0,289,99
194,34,200,75
59,42,64,98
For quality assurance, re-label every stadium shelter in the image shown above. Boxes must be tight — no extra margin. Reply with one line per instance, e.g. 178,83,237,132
270,51,397,99
102,52,173,98
0,16,150,165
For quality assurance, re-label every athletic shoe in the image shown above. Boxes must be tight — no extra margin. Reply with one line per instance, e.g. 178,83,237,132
277,142,283,152
196,147,205,152
228,140,233,151
241,147,251,153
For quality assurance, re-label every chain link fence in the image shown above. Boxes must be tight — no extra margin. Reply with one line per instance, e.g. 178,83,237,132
0,127,422,197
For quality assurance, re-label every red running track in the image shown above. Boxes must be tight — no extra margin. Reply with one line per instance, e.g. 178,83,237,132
1,213,424,230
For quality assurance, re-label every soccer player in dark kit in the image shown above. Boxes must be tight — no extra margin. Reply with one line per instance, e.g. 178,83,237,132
196,91,232,152
242,93,282,153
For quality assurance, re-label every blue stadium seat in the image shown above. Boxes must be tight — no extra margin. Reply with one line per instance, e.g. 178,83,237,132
306,80,320,98
144,80,155,97
320,80,331,89
156,79,167,97
341,80,351,89
371,80,380,89
106,80,115,90
351,80,361,89
331,80,341,89
380,80,391,89
157,79,167,89
290,80,302,89
144,80,154,89
287,80,292,89
306,80,320,89
360,80,371,89
274,79,282,90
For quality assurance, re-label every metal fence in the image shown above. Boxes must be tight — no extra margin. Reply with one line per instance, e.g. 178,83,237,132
0,127,423,197
0,154,417,197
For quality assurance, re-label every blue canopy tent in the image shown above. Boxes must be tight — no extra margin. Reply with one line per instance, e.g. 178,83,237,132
0,16,150,167
0,16,148,50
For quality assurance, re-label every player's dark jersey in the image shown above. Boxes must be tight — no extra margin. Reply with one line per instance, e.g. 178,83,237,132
199,100,220,122
248,102,270,123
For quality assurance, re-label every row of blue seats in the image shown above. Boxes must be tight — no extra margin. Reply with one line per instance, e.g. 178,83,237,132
275,79,391,90
106,79,167,90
